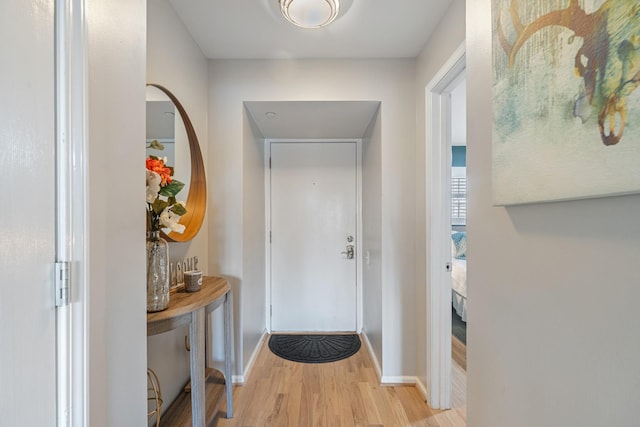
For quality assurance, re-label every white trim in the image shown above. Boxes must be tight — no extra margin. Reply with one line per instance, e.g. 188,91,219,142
361,332,427,391
355,139,363,333
232,329,268,384
380,376,419,386
145,138,175,144
360,331,382,382
415,377,429,402
265,139,363,333
55,0,89,426
425,41,466,410
264,142,272,331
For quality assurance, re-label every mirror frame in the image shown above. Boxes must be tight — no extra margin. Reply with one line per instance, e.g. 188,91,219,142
147,83,206,242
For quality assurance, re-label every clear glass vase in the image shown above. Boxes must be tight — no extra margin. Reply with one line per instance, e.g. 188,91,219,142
146,231,170,312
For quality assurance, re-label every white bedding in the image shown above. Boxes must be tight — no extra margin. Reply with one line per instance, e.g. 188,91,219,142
451,257,467,322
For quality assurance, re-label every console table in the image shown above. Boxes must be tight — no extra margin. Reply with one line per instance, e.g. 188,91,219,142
147,276,233,426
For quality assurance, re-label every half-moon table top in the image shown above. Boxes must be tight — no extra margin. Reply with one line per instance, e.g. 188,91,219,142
146,276,230,332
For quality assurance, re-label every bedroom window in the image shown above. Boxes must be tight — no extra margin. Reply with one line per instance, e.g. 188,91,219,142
451,176,467,225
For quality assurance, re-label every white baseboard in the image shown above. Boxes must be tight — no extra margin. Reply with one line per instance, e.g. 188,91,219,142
415,377,429,401
380,376,419,386
232,329,268,385
360,331,382,383
360,332,425,391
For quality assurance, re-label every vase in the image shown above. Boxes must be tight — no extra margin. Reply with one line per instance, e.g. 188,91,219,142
146,231,170,312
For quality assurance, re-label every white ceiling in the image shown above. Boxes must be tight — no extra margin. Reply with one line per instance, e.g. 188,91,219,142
169,0,454,59
167,1,453,139
245,101,380,139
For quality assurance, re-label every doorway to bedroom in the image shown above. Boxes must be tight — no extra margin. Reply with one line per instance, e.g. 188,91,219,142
426,42,466,412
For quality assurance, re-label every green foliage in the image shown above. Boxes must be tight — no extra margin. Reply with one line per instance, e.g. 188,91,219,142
152,198,169,214
159,180,185,197
147,140,165,150
171,203,187,216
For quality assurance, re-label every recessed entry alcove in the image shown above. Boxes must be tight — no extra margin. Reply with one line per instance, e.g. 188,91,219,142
240,99,383,338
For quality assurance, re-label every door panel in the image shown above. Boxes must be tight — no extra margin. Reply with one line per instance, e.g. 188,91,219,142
271,142,357,332
0,1,57,425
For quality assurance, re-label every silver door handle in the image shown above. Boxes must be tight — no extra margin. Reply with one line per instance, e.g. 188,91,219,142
341,244,355,259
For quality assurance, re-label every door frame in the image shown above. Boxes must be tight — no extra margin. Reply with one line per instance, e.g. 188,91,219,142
265,139,363,333
425,42,466,410
55,0,89,425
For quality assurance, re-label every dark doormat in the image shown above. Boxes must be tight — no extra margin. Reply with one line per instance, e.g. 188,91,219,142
268,334,361,363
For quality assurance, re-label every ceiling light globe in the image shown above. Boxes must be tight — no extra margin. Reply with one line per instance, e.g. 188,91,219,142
279,0,340,29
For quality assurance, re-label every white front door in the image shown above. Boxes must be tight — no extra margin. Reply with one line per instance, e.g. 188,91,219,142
270,142,357,332
1,0,57,424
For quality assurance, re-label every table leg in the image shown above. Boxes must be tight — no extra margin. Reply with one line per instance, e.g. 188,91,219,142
190,308,206,427
224,292,233,418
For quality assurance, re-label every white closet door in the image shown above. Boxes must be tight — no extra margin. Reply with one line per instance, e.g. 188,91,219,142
1,0,57,425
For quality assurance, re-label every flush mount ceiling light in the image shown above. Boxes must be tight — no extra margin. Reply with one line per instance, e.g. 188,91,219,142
278,0,340,29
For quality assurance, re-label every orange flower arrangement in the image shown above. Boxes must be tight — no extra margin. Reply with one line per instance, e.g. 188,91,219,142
146,157,173,186
146,155,187,233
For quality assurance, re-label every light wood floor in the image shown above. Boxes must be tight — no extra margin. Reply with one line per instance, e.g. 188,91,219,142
214,336,466,427
451,336,466,372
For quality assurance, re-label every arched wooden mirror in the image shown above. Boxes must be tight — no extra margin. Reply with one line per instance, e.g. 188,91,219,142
146,83,206,242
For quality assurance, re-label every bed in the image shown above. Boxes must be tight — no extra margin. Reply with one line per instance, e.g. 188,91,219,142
451,231,467,322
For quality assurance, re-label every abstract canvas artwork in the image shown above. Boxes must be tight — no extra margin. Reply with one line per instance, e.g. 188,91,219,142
492,0,640,205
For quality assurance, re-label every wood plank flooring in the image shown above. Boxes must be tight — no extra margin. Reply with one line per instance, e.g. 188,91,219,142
451,336,466,371
214,336,466,427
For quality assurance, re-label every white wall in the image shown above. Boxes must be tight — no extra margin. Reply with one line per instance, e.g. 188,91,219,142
362,108,383,366
86,0,148,425
208,59,417,377
378,63,420,379
450,78,467,146
146,0,210,411
414,0,466,389
241,110,267,373
467,1,640,425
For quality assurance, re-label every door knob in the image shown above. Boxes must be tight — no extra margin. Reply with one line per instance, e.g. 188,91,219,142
341,244,355,259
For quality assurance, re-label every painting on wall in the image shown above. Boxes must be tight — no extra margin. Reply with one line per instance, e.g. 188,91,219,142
492,0,640,205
